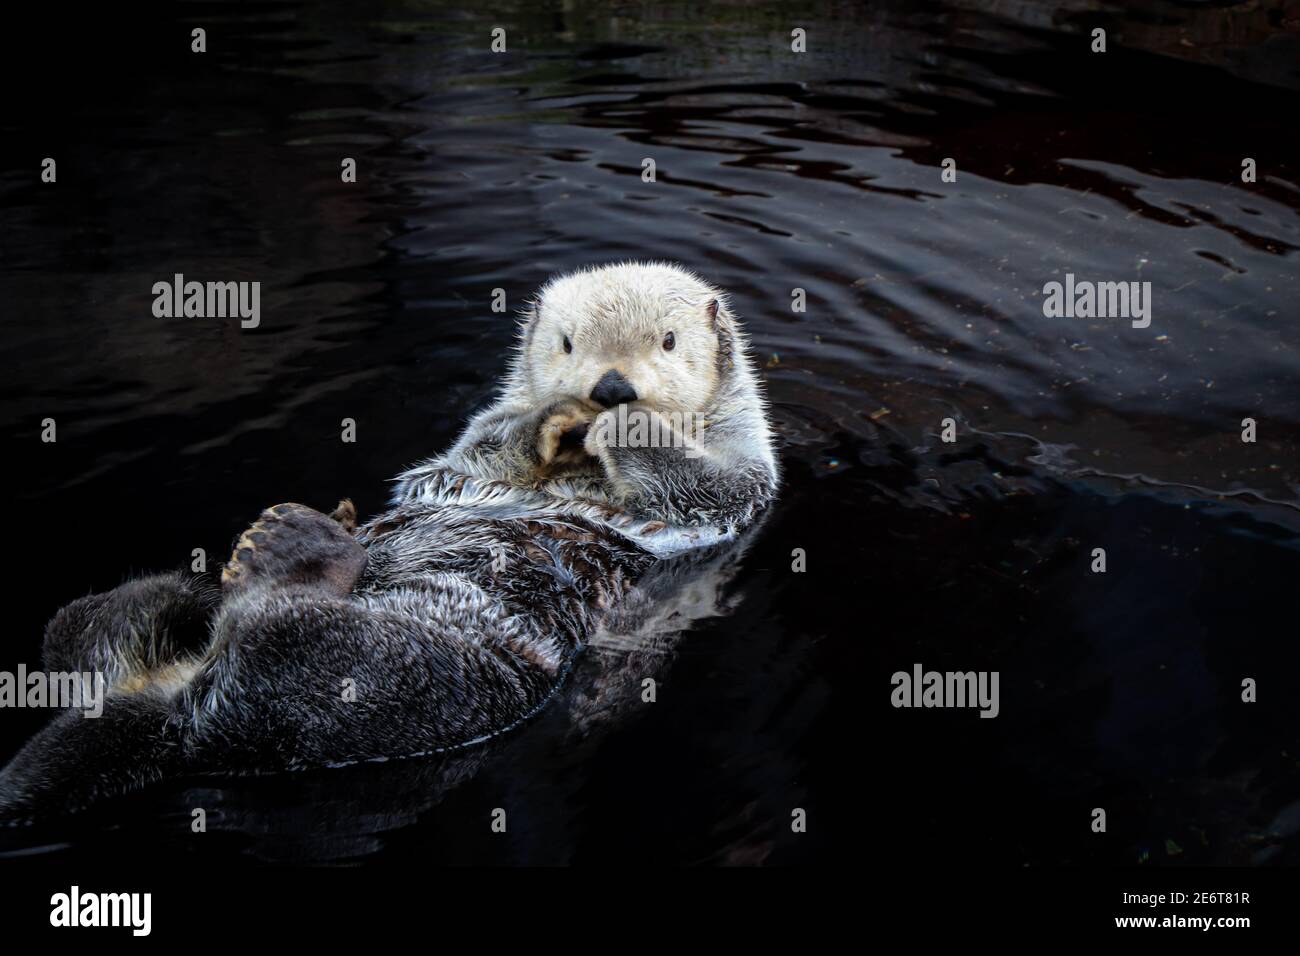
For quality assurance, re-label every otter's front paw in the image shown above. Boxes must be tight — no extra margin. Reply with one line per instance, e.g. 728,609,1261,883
222,500,367,598
583,408,619,455
537,403,595,469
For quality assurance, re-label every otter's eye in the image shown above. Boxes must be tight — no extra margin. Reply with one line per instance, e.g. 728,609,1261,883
663,331,676,352
562,335,572,354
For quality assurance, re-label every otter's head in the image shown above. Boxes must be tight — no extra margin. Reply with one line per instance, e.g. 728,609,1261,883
518,262,737,416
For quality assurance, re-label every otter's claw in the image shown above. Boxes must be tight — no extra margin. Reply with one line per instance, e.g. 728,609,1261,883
537,405,595,469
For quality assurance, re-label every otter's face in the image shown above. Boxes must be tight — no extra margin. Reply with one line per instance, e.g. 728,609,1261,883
522,263,727,416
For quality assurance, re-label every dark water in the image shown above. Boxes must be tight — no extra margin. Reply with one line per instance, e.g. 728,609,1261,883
1,0,1298,867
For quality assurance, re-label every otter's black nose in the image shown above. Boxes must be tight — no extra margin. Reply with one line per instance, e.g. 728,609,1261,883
590,370,638,408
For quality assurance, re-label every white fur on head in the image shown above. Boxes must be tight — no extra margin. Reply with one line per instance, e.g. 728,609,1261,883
513,261,737,416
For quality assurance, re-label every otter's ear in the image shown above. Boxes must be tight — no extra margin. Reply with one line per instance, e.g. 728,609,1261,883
707,298,736,372
517,302,540,336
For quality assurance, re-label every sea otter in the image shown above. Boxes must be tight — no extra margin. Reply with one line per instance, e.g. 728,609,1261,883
0,261,778,821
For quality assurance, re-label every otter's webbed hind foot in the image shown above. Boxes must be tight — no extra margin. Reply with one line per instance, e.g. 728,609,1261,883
222,500,367,598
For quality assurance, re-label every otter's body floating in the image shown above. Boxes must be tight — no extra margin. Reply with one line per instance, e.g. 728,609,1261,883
0,262,778,821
